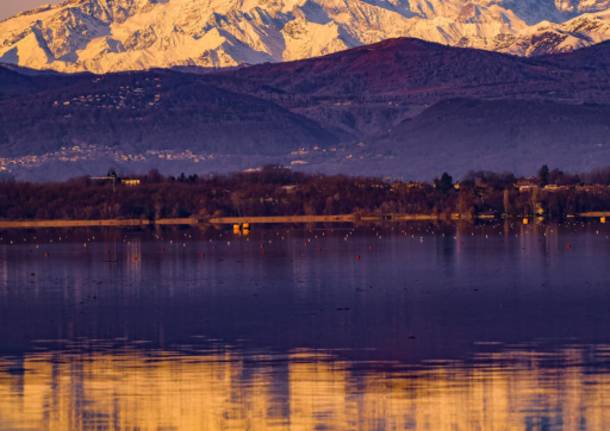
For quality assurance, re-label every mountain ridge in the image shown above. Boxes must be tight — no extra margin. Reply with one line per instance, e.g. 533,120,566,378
4,0,610,73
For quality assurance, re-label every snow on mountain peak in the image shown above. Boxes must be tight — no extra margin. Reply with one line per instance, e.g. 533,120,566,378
1,0,610,72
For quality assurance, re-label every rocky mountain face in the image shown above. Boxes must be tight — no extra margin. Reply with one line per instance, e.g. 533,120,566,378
2,38,610,180
3,0,610,72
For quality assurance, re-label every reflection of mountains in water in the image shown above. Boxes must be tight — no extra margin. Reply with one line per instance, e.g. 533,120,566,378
0,344,609,430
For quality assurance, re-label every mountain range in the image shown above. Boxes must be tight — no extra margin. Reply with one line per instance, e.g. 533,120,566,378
4,0,610,73
2,37,610,180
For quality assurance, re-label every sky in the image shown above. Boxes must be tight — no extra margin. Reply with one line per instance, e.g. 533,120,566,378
0,0,60,20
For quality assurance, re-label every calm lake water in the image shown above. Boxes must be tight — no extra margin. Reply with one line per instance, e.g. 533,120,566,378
1,223,610,430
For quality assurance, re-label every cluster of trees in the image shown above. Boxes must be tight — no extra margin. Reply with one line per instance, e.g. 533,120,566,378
1,166,610,221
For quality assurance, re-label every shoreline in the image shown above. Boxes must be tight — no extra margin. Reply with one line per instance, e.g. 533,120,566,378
0,214,457,229
0,211,608,229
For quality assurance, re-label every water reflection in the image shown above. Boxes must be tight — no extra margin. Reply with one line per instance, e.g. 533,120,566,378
1,345,610,430
0,223,610,430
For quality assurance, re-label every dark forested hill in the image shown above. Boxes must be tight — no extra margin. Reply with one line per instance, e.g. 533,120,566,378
2,38,610,180
0,68,337,157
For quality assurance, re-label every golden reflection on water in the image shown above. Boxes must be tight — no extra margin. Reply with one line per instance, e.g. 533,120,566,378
1,346,610,431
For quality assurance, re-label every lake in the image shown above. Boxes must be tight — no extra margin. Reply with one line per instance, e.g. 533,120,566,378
1,222,610,430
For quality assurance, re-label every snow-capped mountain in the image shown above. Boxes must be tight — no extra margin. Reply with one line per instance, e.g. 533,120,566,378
2,0,610,72
499,9,610,55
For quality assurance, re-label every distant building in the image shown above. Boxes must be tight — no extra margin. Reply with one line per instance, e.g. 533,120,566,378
90,175,141,189
391,182,426,191
543,184,570,192
515,180,539,193
121,178,141,187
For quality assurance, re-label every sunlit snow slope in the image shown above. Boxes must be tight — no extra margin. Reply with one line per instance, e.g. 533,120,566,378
2,0,610,72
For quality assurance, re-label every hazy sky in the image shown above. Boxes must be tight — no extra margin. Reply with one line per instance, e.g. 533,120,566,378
0,0,60,20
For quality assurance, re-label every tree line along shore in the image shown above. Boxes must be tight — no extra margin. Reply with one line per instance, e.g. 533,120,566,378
2,165,610,226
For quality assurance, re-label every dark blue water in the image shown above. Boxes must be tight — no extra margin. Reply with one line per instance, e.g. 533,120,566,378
1,223,610,430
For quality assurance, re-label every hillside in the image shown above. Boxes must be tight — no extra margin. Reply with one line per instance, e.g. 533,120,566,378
0,67,337,157
210,38,610,138
2,38,610,179
376,98,610,178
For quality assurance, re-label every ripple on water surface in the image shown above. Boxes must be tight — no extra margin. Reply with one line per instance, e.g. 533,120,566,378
0,223,609,430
